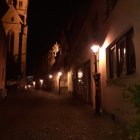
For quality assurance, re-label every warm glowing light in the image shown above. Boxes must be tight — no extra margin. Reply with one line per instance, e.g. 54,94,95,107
124,48,126,54
28,85,31,88
33,81,36,87
102,37,112,49
78,79,81,82
99,47,106,61
58,72,62,76
25,85,27,90
49,74,53,79
39,79,44,86
91,44,100,53
78,71,83,78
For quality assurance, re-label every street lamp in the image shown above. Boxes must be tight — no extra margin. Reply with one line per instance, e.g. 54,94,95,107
91,44,101,114
33,81,36,88
49,74,53,79
39,79,44,89
48,74,53,91
58,72,62,94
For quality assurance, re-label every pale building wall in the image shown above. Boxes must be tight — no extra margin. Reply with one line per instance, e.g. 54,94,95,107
96,0,140,123
67,70,73,93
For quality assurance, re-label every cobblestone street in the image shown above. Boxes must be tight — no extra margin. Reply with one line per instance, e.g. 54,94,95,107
0,90,128,140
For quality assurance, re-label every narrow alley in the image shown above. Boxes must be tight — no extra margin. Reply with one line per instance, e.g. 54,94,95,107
0,90,127,140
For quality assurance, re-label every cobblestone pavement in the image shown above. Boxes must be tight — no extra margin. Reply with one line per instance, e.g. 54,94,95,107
0,90,128,140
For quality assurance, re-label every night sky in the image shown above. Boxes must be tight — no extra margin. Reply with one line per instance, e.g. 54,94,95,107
26,0,90,75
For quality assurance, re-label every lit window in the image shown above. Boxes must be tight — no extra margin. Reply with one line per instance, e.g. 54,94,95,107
107,28,136,79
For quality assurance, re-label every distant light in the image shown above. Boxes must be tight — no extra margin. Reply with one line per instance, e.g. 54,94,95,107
78,71,83,78
49,74,53,79
33,81,36,87
25,85,27,90
39,79,44,85
78,79,81,82
124,48,126,54
58,72,62,76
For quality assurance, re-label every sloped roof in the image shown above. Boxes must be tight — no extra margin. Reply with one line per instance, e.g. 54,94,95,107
2,5,23,24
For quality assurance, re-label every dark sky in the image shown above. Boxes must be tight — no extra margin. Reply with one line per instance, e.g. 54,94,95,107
27,0,86,47
26,0,90,75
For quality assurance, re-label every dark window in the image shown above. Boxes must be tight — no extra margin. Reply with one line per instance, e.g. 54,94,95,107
11,17,14,22
116,38,126,77
8,0,13,5
7,31,14,56
19,1,23,8
107,28,136,79
108,45,116,79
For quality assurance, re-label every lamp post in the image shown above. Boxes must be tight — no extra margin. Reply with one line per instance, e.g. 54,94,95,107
58,72,62,94
91,44,101,114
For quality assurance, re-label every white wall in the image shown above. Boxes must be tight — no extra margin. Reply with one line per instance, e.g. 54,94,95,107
97,0,140,123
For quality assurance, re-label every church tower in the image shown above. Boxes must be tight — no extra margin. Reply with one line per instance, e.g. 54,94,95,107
2,0,28,88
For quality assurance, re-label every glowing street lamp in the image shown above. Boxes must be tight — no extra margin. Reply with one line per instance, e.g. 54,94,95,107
58,72,62,94
91,44,101,114
91,44,100,73
58,72,62,77
33,81,36,88
78,71,83,78
91,44,100,54
49,74,53,79
39,79,44,88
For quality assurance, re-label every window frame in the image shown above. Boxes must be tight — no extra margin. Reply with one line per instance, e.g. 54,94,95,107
106,27,136,80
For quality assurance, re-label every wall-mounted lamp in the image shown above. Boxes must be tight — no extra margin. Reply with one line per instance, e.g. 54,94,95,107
91,44,100,73
91,44,100,54
58,72,62,77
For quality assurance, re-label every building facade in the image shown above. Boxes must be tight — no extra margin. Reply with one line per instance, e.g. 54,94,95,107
2,0,28,88
51,0,140,126
0,21,7,97
96,0,139,124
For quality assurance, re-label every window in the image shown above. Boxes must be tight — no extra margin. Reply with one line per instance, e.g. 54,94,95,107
11,17,14,22
108,45,116,79
8,0,13,5
7,30,14,56
107,28,136,79
19,1,23,8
